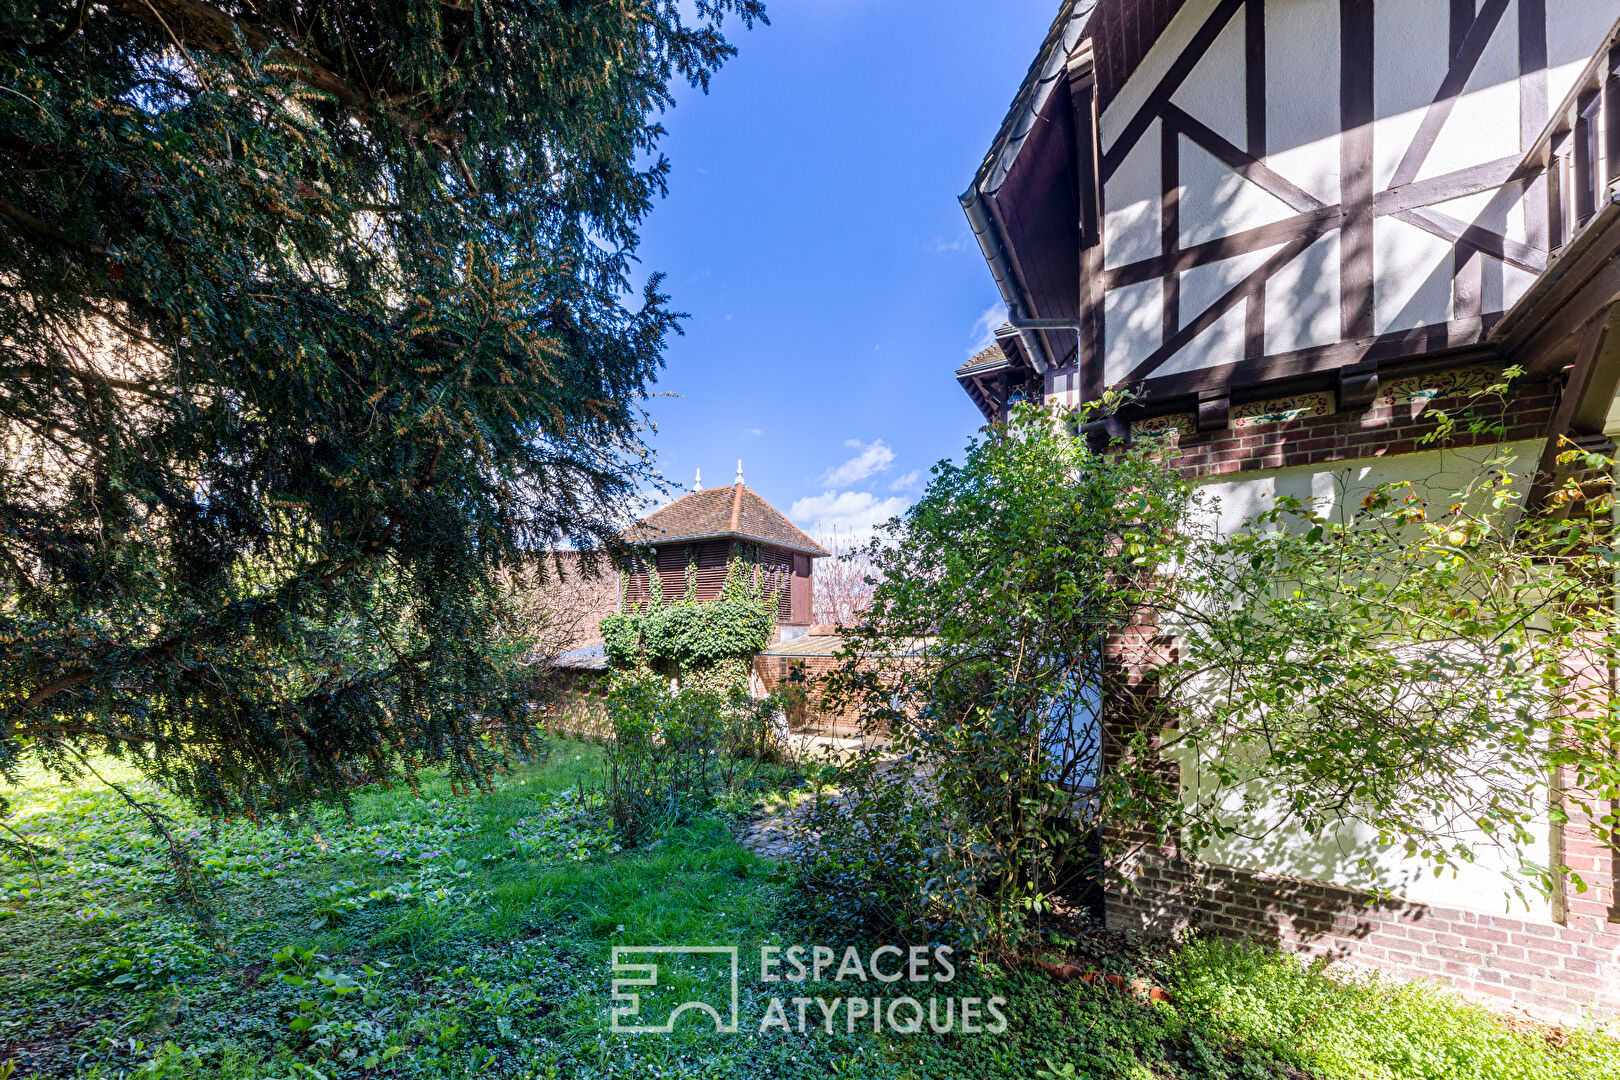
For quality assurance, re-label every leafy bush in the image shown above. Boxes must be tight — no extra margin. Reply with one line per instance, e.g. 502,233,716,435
602,677,723,845
643,601,776,668
602,554,777,695
788,761,987,944
598,613,646,670
804,378,1620,950
603,678,788,845
715,689,787,777
803,400,1189,947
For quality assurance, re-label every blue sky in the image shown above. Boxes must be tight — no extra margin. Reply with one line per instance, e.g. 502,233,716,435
633,0,1058,542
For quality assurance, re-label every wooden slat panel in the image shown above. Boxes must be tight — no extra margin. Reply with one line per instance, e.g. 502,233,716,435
620,543,803,624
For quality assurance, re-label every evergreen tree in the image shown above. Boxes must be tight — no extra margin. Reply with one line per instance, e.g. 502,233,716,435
0,0,765,815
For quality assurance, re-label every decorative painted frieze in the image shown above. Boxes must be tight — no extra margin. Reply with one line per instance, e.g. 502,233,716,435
1130,389,1335,442
1230,391,1336,430
1380,366,1502,415
1130,411,1198,441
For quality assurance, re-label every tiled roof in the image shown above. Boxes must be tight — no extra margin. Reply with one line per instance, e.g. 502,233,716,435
621,484,829,557
957,341,1012,376
760,634,851,658
549,643,607,670
967,1,1188,201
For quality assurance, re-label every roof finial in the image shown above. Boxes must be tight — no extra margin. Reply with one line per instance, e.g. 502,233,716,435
735,459,744,486
693,467,702,492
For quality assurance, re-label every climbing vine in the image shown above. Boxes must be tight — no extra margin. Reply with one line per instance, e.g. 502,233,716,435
600,555,777,695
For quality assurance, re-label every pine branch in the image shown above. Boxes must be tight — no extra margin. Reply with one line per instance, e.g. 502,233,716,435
103,0,460,147
0,195,104,255
25,0,90,55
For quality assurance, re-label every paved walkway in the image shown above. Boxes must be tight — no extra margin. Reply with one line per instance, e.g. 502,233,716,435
738,736,910,861
737,794,810,860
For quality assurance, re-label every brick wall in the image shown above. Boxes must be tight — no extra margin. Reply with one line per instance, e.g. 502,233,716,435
523,550,619,651
1157,375,1556,479
751,648,866,737
1108,852,1620,1021
533,667,611,741
1103,370,1620,1021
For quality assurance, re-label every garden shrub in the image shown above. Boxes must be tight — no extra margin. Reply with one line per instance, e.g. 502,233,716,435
603,676,712,845
798,399,1191,949
788,758,988,944
801,377,1620,953
717,688,786,765
603,677,788,845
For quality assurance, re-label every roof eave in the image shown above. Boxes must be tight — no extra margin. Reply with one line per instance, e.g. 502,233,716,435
621,529,829,559
963,0,1097,203
956,355,1013,378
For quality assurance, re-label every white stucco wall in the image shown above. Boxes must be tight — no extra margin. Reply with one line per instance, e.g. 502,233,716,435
1095,0,1616,381
1173,439,1559,920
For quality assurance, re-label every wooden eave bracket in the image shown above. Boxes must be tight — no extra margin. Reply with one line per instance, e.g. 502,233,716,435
1081,413,1129,451
1338,361,1381,409
1196,389,1229,432
1528,304,1620,513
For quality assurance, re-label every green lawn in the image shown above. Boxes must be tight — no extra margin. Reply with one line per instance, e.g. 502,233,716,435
1,743,1615,1080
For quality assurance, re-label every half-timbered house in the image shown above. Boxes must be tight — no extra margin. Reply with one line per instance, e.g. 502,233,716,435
959,0,1620,1019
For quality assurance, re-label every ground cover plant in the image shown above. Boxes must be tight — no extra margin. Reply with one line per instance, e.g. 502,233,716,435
2,740,1616,1080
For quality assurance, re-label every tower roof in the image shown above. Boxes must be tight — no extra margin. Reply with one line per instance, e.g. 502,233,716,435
621,483,829,558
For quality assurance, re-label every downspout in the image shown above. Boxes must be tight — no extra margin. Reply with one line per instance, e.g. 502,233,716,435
961,188,1053,374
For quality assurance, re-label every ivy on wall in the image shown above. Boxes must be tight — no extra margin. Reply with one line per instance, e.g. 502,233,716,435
601,555,776,693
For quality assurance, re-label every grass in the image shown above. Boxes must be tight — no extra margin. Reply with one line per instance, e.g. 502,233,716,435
1,742,1616,1080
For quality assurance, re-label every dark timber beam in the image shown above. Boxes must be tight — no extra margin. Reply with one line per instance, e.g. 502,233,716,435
1120,226,1329,386
1388,0,1513,190
1100,0,1246,183
1371,156,1525,216
1162,105,1326,214
1104,210,1343,290
1392,207,1548,275
1341,0,1376,343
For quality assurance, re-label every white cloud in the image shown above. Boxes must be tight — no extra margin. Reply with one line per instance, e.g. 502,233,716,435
790,490,911,546
969,301,1008,355
923,234,972,253
818,439,895,488
888,469,923,492
741,427,763,437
